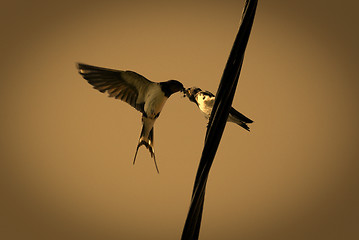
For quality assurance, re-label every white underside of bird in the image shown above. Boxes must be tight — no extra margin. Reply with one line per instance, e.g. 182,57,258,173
195,92,242,124
140,84,168,145
186,87,253,131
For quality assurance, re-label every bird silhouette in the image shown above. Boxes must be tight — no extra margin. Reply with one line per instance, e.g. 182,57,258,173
77,63,184,173
185,87,253,131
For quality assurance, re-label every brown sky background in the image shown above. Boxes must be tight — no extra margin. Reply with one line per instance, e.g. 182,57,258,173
1,0,358,239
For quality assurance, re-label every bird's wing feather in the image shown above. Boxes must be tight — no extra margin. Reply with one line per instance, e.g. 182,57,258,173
229,107,253,123
77,63,153,113
202,90,215,97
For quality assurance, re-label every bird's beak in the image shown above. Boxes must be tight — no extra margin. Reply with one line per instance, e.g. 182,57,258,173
180,87,186,97
183,88,190,97
184,88,196,103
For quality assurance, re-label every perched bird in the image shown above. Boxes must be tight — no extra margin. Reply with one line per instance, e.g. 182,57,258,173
185,87,253,131
77,63,184,173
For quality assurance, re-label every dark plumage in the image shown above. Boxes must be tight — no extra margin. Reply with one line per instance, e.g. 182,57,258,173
77,63,184,173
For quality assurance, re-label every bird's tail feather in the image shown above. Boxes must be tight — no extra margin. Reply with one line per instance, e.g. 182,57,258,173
229,107,253,123
237,121,251,131
228,107,253,131
227,114,251,131
133,127,159,173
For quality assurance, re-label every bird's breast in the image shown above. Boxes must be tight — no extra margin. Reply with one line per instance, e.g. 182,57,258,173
196,94,214,118
144,85,168,119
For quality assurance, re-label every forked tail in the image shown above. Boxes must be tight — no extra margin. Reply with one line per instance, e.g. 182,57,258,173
228,107,253,131
133,127,159,173
228,116,251,131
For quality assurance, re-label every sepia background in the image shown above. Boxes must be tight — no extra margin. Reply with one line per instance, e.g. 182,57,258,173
1,0,358,239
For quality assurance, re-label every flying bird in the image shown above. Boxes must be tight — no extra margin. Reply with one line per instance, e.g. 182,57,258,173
185,87,253,131
77,63,184,173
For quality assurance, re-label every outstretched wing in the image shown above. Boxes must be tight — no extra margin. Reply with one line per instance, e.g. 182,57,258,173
77,63,153,113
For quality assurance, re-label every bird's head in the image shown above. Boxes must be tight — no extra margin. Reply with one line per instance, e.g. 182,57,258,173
161,80,185,97
184,87,202,103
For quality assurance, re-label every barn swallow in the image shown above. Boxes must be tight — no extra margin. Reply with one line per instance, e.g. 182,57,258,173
77,63,184,173
185,87,253,131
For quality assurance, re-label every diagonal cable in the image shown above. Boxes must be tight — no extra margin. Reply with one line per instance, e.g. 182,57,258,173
181,1,258,239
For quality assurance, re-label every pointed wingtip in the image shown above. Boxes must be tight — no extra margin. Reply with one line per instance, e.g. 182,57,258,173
76,62,86,70
241,123,251,132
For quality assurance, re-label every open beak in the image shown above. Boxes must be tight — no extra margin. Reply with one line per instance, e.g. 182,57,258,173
180,87,186,97
184,88,197,103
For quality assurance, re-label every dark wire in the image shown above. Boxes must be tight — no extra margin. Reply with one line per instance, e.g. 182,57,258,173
181,1,258,239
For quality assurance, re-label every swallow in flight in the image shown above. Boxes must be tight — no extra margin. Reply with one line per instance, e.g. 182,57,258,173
77,63,184,173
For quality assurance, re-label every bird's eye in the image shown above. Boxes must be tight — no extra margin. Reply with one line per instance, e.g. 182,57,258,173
203,96,205,100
